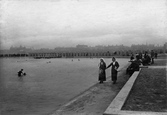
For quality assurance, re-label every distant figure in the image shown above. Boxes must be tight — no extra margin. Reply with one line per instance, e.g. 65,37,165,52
47,61,51,63
151,50,155,64
139,52,143,59
155,52,158,59
106,57,119,84
126,55,142,77
98,58,106,84
142,51,151,65
18,69,26,77
130,53,134,61
78,59,80,61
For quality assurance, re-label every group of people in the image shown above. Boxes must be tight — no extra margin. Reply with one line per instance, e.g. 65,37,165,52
130,50,157,65
126,55,142,76
126,50,157,77
98,57,119,84
98,50,157,84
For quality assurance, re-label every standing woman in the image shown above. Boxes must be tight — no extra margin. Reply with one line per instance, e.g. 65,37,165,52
106,57,119,84
98,58,106,84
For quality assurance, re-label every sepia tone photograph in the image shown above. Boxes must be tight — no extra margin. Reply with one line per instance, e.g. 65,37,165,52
0,0,166,115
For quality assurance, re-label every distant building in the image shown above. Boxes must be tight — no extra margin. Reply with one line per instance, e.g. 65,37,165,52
9,45,32,54
76,45,88,48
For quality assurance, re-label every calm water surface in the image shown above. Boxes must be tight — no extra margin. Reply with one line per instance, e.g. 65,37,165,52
0,58,129,115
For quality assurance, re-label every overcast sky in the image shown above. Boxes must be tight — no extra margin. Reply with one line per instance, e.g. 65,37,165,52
0,0,166,49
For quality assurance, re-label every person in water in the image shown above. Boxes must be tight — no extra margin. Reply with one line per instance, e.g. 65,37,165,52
98,58,106,84
18,69,26,77
106,57,119,84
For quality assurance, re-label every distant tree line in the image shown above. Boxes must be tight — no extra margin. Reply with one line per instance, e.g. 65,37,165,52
0,44,166,58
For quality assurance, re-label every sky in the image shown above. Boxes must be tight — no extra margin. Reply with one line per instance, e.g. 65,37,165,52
0,0,167,49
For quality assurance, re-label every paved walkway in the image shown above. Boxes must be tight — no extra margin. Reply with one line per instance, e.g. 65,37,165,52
51,64,130,115
148,66,166,69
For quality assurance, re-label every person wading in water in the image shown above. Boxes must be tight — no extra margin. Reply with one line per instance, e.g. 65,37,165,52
18,69,26,77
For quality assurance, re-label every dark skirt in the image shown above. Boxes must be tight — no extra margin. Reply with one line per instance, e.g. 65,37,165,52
98,69,106,81
111,71,118,81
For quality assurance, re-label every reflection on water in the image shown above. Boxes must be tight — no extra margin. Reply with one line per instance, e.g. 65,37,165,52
0,58,129,115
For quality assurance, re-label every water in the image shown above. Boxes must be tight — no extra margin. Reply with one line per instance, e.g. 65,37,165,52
0,58,129,115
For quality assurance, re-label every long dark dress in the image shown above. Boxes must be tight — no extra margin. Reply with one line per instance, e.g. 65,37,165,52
107,61,119,82
98,62,106,81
